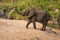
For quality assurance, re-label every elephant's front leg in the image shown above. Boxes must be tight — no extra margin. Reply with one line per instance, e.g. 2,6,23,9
32,19,36,29
33,21,36,29
26,19,32,28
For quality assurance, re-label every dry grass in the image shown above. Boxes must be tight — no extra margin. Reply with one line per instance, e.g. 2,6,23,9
0,19,60,40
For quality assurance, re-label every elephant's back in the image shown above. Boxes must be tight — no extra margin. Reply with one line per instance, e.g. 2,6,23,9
36,10,46,21
36,9,46,13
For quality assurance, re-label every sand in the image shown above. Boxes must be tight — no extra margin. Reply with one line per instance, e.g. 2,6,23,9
0,19,60,40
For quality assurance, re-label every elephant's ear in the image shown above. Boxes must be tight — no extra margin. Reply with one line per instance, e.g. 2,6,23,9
21,8,29,16
28,10,36,19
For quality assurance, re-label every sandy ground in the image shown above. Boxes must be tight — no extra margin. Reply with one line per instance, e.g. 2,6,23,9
0,19,60,40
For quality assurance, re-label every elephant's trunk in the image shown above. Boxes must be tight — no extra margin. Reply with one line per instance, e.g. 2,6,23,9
15,9,22,15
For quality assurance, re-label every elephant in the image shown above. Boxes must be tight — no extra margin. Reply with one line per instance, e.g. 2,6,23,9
57,14,60,29
14,7,51,31
0,9,7,18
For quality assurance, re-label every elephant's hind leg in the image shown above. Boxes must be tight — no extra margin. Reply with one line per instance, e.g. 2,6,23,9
41,20,48,31
26,19,32,28
32,18,36,29
32,21,36,29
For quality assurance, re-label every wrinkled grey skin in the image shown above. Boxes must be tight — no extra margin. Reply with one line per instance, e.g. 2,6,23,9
57,14,60,29
0,9,7,18
15,7,51,31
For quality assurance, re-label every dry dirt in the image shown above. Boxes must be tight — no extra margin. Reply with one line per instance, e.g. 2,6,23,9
0,19,60,40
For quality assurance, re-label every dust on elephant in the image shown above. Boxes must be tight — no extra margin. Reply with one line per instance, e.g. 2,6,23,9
14,7,51,31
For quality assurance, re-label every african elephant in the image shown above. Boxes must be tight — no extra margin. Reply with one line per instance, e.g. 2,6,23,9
14,7,51,31
0,9,7,18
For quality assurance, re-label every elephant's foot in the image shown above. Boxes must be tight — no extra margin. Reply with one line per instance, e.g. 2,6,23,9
34,27,36,29
26,26,28,29
41,28,46,31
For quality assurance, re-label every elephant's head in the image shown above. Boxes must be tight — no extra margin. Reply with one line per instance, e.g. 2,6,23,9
21,9,30,16
14,6,34,18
